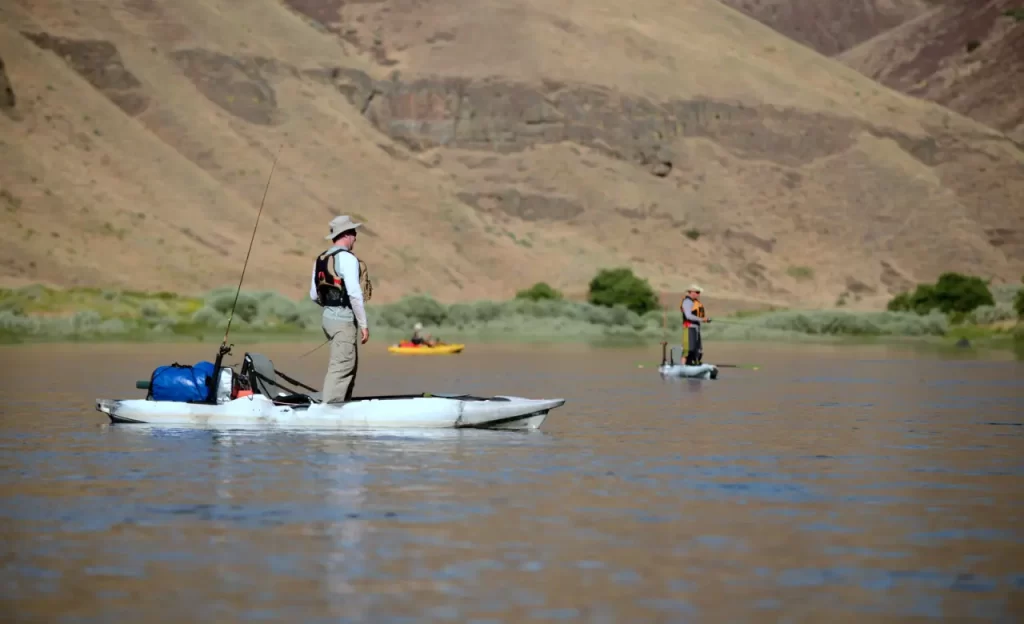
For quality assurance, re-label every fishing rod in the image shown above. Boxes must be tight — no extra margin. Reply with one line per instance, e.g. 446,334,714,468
221,144,283,350
210,145,284,394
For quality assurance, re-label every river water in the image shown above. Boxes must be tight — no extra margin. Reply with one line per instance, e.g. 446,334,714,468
1,341,1022,622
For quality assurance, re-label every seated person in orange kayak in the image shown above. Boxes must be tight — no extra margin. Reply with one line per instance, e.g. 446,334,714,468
410,322,440,347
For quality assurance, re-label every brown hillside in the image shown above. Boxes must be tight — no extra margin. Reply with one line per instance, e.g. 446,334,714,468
840,0,1024,141
1,0,1022,311
718,0,932,56
718,0,1024,139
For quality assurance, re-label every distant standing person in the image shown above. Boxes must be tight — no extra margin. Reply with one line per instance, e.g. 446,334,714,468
310,215,370,403
680,284,711,365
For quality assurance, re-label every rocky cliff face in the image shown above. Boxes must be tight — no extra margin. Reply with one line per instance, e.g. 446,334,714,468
20,32,150,116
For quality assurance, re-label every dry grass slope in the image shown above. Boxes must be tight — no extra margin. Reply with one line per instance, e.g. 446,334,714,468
0,0,1022,311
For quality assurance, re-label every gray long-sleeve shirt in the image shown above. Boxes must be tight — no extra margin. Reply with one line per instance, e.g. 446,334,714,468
681,298,702,325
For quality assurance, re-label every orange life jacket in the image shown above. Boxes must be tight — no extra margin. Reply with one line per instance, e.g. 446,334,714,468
680,296,706,328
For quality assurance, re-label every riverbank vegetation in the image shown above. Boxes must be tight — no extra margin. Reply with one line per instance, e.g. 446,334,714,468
1,270,1021,349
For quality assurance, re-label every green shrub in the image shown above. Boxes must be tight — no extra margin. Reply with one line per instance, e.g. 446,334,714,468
140,301,168,322
191,306,228,328
0,297,24,314
749,309,948,337
991,283,1021,305
205,289,260,323
0,310,40,334
1015,277,1024,320
967,303,1015,325
787,266,814,281
515,282,564,301
380,294,448,327
587,267,659,316
887,272,994,316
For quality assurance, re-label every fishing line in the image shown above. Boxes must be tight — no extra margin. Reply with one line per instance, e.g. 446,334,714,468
296,339,330,360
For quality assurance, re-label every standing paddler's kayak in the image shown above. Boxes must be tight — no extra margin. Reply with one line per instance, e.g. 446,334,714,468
658,363,719,380
657,344,719,379
387,343,465,355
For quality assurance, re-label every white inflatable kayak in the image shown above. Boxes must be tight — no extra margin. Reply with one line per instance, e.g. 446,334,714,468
658,363,719,380
97,350,565,430
657,343,719,379
96,393,564,430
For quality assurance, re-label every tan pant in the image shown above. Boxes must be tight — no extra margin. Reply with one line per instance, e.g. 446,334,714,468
322,317,358,403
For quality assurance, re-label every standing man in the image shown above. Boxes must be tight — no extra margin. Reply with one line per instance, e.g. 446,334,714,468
310,215,370,403
680,284,711,366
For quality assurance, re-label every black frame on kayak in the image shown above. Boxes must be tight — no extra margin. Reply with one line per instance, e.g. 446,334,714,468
219,349,509,406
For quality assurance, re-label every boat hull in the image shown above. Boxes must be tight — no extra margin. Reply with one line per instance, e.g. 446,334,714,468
387,344,465,355
95,394,563,430
659,363,719,380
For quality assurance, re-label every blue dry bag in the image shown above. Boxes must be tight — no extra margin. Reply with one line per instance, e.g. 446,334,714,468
148,361,216,402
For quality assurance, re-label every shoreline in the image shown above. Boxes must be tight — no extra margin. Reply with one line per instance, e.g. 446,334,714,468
1,326,1019,355
1,284,1020,356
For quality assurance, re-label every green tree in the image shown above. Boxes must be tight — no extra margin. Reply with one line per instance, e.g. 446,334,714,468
932,272,994,314
515,282,564,301
886,272,994,316
886,292,911,313
587,268,659,315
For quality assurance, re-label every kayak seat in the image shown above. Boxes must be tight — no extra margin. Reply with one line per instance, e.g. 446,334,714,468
242,353,287,397
241,352,321,402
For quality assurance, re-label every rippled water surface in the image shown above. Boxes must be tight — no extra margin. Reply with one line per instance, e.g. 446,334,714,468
2,342,1023,622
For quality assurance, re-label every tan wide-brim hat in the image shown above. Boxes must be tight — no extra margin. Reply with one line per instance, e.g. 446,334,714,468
325,215,363,240
687,284,703,293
